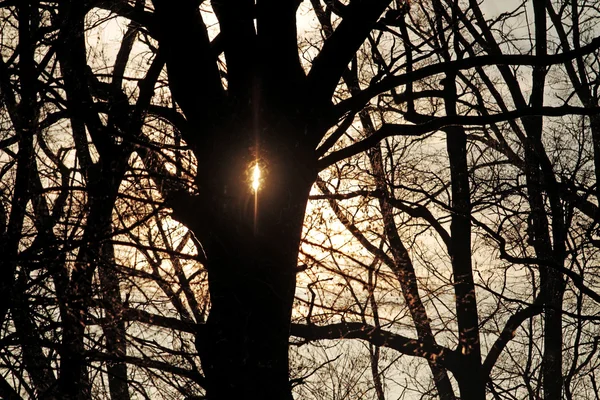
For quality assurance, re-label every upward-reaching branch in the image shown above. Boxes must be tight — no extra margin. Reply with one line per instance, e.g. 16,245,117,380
152,0,225,133
308,0,392,114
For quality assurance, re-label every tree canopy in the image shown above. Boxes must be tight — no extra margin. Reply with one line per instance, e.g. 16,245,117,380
1,0,600,399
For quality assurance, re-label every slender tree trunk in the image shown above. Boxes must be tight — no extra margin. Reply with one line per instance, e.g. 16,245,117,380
99,241,130,400
528,4,566,399
445,126,485,400
441,66,484,399
366,124,456,400
429,2,485,394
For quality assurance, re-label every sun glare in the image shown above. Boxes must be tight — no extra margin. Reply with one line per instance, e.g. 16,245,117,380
251,163,261,192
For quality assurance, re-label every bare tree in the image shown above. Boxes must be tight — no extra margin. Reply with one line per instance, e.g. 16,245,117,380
2,1,600,400
292,1,600,399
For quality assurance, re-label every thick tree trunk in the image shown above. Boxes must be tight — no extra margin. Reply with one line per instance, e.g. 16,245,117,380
454,366,486,400
188,116,316,399
195,171,313,399
197,236,298,399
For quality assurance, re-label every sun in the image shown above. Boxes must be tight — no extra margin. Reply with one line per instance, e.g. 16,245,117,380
251,162,261,193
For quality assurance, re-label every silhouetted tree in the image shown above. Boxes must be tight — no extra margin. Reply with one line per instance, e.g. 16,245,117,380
2,1,600,400
290,1,600,399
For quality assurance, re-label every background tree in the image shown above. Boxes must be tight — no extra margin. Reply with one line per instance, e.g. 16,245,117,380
291,1,600,399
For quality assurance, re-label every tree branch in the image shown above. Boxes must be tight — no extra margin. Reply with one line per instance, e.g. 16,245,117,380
319,106,600,168
290,322,459,370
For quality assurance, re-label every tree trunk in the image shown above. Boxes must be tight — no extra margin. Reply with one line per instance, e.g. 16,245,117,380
195,177,313,399
99,241,130,400
190,118,316,399
442,68,484,400
454,366,486,400
367,125,456,400
196,233,300,399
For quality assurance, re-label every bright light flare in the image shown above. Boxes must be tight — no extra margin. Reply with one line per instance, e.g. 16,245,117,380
251,163,261,192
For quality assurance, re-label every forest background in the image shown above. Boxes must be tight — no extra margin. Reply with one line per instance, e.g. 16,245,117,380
1,0,600,399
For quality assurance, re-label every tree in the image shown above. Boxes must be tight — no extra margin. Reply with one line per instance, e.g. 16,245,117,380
2,1,600,400
291,1,600,399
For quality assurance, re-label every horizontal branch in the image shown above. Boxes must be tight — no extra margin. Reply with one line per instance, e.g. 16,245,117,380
308,189,380,201
92,307,199,335
333,35,600,119
87,351,205,386
472,217,600,305
111,240,202,262
319,106,600,168
115,307,463,372
93,1,157,34
290,322,459,370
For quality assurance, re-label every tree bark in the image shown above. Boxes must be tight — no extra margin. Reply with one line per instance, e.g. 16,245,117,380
193,132,315,399
442,67,484,399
